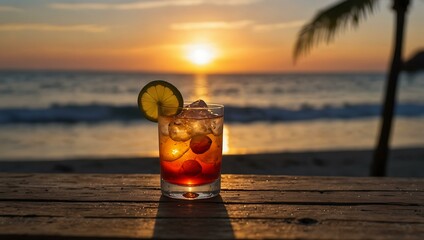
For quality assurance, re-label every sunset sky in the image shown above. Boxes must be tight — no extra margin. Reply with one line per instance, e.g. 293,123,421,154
0,0,423,73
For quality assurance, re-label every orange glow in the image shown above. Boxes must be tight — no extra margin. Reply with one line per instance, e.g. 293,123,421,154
1,1,424,73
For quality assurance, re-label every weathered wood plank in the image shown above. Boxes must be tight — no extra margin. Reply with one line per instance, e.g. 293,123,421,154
0,216,423,240
1,174,423,239
1,174,423,191
0,187,422,205
0,201,423,223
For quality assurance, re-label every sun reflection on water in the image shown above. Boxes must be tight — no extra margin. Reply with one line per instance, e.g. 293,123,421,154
192,74,210,102
223,125,230,154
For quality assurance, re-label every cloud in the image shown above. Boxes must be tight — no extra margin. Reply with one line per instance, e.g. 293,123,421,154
0,24,108,33
0,5,22,12
170,20,305,31
253,20,306,31
171,20,253,30
50,0,260,10
205,0,260,5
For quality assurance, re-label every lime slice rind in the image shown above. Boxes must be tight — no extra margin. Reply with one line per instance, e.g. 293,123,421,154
137,80,184,122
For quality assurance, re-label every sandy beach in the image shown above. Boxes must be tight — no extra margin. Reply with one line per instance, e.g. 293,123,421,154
1,147,423,177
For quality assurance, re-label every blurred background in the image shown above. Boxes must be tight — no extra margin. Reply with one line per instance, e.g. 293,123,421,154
0,0,423,176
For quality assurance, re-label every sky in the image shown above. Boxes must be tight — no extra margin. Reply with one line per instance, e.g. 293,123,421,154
0,0,423,73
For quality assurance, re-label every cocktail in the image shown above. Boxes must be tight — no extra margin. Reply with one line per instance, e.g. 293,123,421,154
138,81,224,199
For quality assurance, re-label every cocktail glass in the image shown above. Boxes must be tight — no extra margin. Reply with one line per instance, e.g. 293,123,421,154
158,101,224,200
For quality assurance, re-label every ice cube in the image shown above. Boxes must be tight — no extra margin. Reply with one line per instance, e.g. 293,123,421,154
168,118,211,141
168,119,192,142
179,99,213,119
159,119,170,136
168,100,215,141
210,117,223,136
160,137,189,161
190,119,212,136
187,99,208,108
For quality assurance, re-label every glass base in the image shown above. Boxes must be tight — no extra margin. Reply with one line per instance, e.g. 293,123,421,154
161,177,220,200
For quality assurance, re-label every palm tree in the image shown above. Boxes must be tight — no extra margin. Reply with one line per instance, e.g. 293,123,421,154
293,0,411,176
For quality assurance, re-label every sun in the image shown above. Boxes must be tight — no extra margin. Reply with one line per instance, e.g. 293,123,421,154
186,44,216,66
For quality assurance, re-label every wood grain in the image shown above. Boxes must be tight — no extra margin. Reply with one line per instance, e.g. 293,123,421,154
0,202,423,223
1,174,422,191
0,174,423,239
0,217,423,240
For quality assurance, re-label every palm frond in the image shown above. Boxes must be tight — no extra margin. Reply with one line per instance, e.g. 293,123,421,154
293,0,379,63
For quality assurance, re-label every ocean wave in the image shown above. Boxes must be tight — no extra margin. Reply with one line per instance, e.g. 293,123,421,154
0,103,423,124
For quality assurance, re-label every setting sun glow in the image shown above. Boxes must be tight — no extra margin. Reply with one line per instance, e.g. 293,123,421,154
186,44,216,66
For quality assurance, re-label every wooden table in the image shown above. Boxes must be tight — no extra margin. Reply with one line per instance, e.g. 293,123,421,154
0,174,423,239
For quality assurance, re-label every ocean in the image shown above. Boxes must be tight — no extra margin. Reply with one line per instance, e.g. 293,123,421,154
0,71,423,160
